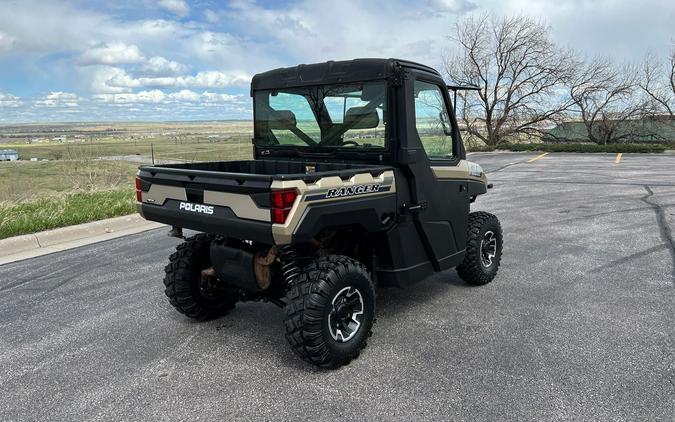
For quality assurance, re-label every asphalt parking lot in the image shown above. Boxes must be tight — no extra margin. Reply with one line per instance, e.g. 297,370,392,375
1,152,673,421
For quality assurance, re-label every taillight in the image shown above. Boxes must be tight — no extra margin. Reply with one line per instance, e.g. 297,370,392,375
270,189,298,224
135,176,142,202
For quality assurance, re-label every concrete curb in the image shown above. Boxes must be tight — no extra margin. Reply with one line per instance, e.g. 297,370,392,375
0,214,165,265
0,233,41,256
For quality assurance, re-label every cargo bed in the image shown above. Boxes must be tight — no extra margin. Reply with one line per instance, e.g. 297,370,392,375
141,160,392,182
136,159,394,245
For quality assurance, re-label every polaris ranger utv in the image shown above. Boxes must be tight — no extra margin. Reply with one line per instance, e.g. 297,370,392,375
136,58,503,368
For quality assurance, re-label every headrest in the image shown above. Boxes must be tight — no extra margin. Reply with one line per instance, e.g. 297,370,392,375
344,106,379,129
267,110,297,130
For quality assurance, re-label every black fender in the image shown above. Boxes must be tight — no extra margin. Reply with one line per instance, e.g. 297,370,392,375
291,194,397,243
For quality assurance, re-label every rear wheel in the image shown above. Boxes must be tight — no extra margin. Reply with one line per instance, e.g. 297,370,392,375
284,255,376,368
457,211,503,285
163,233,238,320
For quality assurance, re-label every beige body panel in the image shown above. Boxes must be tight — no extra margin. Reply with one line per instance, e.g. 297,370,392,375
142,184,270,222
431,159,488,185
142,184,187,204
204,191,270,222
271,170,396,245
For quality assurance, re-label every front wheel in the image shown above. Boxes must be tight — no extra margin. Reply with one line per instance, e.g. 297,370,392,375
456,211,503,285
283,255,376,368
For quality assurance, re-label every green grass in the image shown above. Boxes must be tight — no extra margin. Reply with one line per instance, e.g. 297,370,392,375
0,189,136,239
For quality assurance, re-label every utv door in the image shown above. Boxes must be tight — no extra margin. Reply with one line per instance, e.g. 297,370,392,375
398,72,469,270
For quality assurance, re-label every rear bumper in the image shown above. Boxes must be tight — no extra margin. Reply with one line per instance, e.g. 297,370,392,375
138,200,274,244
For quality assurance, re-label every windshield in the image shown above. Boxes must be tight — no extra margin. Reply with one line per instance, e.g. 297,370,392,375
253,81,387,150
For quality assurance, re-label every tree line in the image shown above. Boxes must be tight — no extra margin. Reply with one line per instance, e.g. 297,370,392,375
445,14,675,146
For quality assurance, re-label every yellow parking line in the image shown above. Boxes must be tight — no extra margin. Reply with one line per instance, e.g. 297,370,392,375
615,153,622,164
528,152,549,163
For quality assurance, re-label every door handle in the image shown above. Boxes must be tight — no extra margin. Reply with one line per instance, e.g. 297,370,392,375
402,201,428,213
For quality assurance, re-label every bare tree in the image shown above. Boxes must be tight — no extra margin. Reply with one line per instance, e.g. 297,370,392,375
639,47,675,118
565,56,646,144
445,14,573,146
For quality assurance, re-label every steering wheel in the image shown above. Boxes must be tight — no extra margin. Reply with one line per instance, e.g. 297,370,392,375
341,140,360,147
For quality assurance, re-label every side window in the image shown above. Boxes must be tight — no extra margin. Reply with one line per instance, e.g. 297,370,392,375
413,80,454,159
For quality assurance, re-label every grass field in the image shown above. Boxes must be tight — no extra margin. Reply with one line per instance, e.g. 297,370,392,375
0,121,254,199
0,122,256,239
0,189,135,239
1,136,252,161
0,160,140,202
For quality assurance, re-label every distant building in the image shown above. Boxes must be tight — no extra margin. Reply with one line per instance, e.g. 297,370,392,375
0,149,19,161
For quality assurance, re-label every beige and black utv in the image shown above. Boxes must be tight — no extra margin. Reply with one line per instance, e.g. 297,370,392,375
137,58,503,368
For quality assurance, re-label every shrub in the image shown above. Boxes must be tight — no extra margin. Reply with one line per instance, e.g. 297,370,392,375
496,143,667,153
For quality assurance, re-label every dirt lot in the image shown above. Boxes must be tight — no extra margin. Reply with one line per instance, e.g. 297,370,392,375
0,152,673,421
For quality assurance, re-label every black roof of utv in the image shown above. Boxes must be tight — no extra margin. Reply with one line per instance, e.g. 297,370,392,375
250,58,441,92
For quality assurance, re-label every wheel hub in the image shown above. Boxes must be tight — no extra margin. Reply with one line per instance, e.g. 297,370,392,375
480,230,497,268
327,287,364,342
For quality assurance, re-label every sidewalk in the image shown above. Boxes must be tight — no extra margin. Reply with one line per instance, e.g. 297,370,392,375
0,214,165,265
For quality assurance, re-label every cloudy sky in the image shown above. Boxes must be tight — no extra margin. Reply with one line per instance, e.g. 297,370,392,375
0,0,672,123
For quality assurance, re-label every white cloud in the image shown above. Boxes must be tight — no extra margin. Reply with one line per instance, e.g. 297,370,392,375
34,92,81,107
90,67,132,94
0,31,15,53
93,89,246,104
220,0,455,68
128,19,186,38
0,1,112,55
93,67,251,92
158,0,190,17
428,0,476,13
78,42,145,66
181,71,251,89
168,89,200,102
191,31,246,58
93,90,167,104
201,91,243,103
204,9,220,23
0,92,22,107
140,56,188,75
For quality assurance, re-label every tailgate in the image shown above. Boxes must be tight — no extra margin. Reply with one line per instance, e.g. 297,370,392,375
136,165,274,244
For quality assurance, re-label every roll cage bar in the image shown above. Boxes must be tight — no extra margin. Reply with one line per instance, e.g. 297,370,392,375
447,85,481,113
